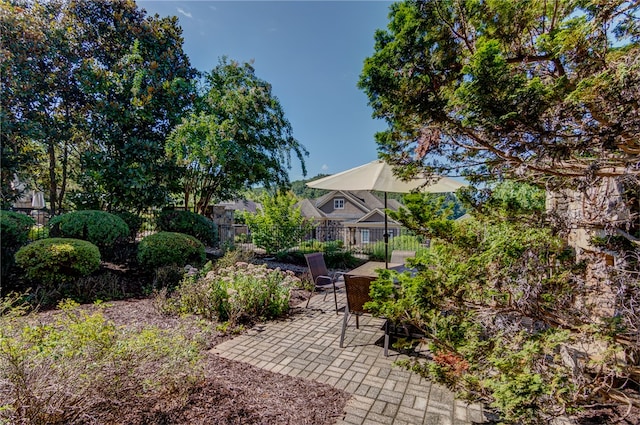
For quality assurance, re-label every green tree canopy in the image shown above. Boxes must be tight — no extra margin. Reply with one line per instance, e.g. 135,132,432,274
166,58,308,214
359,0,640,186
1,0,196,213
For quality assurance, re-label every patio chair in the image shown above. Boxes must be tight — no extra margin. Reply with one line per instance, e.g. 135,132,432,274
304,252,345,314
390,250,415,265
339,274,376,349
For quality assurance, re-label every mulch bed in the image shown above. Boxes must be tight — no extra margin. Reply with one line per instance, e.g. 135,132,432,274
29,285,350,425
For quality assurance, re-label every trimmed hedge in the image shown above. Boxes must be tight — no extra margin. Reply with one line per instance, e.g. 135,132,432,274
48,210,129,251
15,238,101,287
156,210,216,246
137,232,206,270
1,211,36,282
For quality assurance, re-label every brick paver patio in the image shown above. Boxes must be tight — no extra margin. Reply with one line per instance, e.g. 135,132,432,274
212,292,488,425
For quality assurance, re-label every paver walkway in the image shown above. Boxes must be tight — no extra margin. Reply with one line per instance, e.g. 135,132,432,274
212,292,488,425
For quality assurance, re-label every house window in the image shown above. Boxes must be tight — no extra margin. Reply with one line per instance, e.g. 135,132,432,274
334,198,345,209
361,229,370,244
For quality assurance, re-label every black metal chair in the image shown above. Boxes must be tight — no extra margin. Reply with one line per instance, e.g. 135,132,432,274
304,252,345,314
339,274,377,349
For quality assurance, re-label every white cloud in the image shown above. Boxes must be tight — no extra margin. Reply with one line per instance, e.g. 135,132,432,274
176,7,192,18
321,164,329,171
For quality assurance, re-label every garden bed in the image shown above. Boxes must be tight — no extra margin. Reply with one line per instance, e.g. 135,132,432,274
26,296,350,424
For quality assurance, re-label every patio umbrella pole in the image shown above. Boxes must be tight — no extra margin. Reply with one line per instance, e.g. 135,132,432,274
384,192,389,269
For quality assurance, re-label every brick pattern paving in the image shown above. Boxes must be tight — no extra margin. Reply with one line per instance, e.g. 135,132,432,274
212,293,487,425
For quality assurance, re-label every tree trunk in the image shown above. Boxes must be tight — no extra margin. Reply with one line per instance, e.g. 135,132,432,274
48,141,58,216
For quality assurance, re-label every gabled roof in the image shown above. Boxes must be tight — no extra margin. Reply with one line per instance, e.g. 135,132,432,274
297,198,326,219
315,190,400,213
356,208,400,224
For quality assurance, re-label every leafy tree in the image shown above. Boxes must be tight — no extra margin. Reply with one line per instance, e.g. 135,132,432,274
359,0,640,238
0,0,85,214
1,0,196,214
166,58,308,214
72,1,197,212
244,191,313,255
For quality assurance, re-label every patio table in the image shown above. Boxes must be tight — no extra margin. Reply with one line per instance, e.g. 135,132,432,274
346,261,404,278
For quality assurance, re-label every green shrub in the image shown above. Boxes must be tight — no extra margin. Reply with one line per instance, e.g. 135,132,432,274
156,209,216,246
1,211,36,284
137,231,205,270
15,238,101,288
0,298,204,424
159,261,298,328
48,210,129,252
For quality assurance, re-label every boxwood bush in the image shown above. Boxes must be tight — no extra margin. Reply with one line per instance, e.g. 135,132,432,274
137,231,206,270
156,209,216,246
48,210,129,254
1,211,36,283
15,238,101,287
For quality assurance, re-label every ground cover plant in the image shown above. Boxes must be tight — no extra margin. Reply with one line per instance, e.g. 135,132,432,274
0,291,349,425
0,296,205,424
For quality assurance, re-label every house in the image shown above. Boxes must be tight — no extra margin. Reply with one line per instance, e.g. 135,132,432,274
297,190,404,247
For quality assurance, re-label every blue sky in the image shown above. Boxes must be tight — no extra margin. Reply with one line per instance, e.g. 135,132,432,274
137,0,395,181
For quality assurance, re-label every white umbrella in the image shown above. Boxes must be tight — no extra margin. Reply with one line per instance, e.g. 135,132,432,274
31,191,45,209
306,160,466,267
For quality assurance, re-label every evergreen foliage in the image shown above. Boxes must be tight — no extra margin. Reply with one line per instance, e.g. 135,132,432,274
0,211,36,286
48,210,129,252
156,209,217,246
137,231,206,270
15,238,101,288
366,182,636,423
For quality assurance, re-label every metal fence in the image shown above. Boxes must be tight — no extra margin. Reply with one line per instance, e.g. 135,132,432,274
21,207,428,257
217,223,429,257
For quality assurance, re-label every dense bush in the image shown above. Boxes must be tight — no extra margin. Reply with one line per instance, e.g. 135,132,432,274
156,209,216,246
0,297,204,424
15,238,101,288
158,258,299,329
137,231,205,270
1,211,35,284
48,210,129,253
